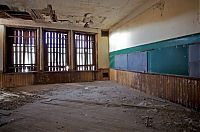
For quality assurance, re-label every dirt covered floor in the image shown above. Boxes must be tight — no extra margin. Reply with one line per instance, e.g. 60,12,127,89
0,81,200,132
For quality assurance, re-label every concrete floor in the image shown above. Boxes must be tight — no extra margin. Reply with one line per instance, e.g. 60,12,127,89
0,81,200,132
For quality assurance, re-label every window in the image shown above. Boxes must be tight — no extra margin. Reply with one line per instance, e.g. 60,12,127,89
43,30,69,71
74,33,96,71
6,27,37,72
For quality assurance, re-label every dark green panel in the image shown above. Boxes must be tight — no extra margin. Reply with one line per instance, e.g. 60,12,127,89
109,33,200,75
148,46,189,76
109,54,115,68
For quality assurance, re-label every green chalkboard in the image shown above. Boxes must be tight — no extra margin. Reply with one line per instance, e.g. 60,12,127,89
148,46,189,76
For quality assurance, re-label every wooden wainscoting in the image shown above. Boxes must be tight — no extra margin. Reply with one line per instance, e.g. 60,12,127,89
0,71,97,88
0,73,2,88
110,69,200,110
34,71,96,84
1,73,34,88
97,68,109,81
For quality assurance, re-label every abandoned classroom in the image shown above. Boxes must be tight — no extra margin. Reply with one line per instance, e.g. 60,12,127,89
0,0,200,131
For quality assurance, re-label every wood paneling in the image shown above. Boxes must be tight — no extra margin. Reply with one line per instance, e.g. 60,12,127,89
97,68,109,81
0,73,2,88
1,73,34,88
34,71,96,84
0,71,98,89
110,69,200,110
110,69,117,81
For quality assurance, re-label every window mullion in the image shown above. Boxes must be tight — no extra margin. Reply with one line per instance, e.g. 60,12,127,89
7,28,37,73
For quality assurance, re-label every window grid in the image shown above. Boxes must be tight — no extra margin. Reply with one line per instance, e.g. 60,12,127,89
75,33,96,71
8,29,37,72
44,31,68,72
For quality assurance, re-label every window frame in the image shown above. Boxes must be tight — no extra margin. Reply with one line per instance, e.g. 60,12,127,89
43,28,70,72
5,26,38,73
73,31,97,71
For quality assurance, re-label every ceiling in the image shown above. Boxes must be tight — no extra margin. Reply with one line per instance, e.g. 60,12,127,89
0,0,149,29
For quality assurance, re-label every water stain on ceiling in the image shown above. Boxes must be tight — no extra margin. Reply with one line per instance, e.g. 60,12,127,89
0,0,148,29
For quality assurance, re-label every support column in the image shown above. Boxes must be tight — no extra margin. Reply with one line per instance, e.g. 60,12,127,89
39,27,44,71
0,25,5,72
70,30,74,70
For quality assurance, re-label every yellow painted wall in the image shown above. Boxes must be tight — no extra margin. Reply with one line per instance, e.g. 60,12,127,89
0,25,4,72
98,33,109,69
109,0,200,52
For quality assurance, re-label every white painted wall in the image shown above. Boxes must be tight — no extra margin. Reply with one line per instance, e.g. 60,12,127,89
109,0,200,52
0,25,4,72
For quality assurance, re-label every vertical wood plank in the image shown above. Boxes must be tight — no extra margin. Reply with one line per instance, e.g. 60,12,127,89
110,69,200,109
196,80,200,110
0,73,2,88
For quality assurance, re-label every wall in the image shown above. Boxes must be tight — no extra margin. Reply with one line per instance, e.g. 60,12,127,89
148,46,188,76
109,0,200,52
0,18,109,70
189,45,200,77
110,69,200,110
0,17,109,88
110,34,200,76
98,33,109,69
0,71,98,88
109,0,200,77
0,25,4,72
109,0,200,109
0,19,98,33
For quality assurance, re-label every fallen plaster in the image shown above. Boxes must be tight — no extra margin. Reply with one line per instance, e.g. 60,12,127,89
0,92,20,102
0,81,200,131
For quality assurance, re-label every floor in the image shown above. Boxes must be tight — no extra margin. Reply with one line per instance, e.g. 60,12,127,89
0,81,200,132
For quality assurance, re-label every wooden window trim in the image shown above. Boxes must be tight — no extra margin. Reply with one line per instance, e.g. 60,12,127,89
43,29,69,72
74,32,97,71
5,26,38,73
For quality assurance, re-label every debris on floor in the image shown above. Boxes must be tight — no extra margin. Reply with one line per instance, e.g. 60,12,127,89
142,116,153,127
0,81,200,131
0,90,39,110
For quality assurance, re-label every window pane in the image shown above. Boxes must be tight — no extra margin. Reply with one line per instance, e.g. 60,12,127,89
44,30,68,72
7,28,37,73
74,33,96,71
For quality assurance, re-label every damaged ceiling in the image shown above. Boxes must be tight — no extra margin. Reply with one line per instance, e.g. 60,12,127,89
0,0,149,29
